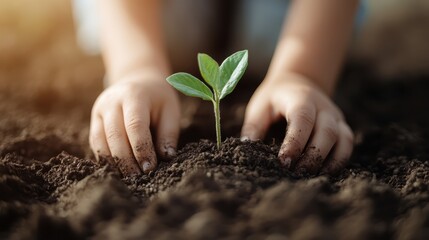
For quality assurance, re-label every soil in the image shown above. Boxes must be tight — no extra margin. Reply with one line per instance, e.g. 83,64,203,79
2,2,429,239
1,65,429,240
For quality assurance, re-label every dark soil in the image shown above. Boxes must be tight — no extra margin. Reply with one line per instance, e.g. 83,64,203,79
1,65,429,239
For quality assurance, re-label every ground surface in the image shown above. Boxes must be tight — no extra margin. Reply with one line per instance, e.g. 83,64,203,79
2,67,429,240
1,1,429,239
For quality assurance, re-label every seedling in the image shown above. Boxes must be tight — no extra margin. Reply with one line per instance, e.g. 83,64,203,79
166,50,248,149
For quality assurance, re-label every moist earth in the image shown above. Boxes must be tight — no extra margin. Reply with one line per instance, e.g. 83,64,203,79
1,68,429,239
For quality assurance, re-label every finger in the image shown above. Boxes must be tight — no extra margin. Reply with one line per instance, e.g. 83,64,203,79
123,101,157,173
278,103,316,169
241,98,273,141
156,101,180,160
321,121,354,174
295,111,338,174
89,114,111,163
103,107,142,175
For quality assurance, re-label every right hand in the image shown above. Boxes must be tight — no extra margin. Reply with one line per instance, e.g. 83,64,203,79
241,72,354,175
89,72,181,176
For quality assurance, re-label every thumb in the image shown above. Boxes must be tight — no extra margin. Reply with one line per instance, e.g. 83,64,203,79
241,98,272,141
156,100,181,160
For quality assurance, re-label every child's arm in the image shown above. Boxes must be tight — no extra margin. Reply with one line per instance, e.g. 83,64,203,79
90,0,180,175
241,0,358,174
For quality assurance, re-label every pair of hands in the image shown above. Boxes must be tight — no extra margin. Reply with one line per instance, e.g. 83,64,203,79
90,72,354,176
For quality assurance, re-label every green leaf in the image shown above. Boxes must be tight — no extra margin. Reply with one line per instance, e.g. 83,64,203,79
198,53,220,91
219,50,248,99
166,73,214,101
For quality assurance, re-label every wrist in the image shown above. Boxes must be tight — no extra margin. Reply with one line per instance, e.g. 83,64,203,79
265,68,335,97
264,70,334,97
106,65,171,87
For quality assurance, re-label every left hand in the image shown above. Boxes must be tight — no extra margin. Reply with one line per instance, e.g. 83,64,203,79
241,72,354,175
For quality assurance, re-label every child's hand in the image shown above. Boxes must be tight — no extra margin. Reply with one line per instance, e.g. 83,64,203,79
89,73,180,176
241,72,354,174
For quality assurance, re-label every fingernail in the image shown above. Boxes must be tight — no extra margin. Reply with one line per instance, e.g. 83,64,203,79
240,136,250,142
280,157,292,168
166,147,176,158
143,161,152,173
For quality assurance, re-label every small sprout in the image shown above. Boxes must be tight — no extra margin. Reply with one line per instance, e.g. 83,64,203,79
166,50,248,149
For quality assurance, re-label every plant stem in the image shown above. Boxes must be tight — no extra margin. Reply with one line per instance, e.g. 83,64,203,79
213,98,221,149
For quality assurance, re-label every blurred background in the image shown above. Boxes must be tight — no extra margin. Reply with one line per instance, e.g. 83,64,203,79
1,0,429,118
0,0,103,119
356,0,429,77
